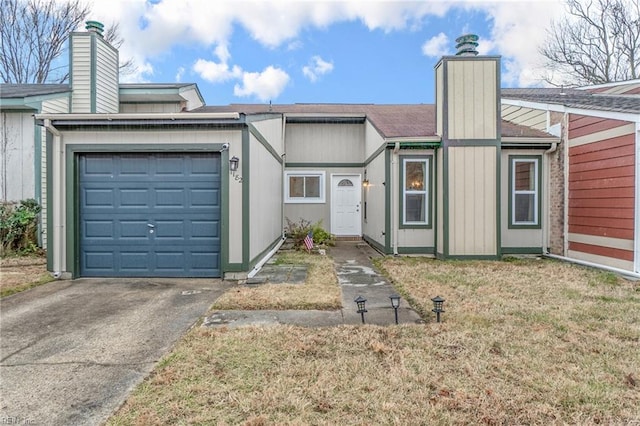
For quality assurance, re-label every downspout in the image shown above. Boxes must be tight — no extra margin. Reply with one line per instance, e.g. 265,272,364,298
542,142,558,255
247,113,288,279
44,119,63,278
392,142,400,255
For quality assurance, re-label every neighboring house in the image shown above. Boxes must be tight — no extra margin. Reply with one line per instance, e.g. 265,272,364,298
2,22,638,279
502,83,640,273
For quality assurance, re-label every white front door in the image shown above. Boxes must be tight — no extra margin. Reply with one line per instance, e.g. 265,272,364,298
331,174,361,236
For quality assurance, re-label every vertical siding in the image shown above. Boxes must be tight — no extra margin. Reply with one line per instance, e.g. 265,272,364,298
94,38,119,113
447,60,497,140
285,123,364,163
448,146,497,255
0,112,35,202
70,35,92,113
249,133,283,260
567,114,635,270
501,105,547,130
362,151,386,248
436,63,443,136
119,103,182,113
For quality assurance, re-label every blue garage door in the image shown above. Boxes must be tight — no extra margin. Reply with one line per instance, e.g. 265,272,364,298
79,152,221,277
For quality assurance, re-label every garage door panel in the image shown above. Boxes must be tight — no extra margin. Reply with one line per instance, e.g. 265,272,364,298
80,152,221,277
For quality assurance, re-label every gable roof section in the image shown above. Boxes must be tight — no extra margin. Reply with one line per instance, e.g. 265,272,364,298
196,103,548,140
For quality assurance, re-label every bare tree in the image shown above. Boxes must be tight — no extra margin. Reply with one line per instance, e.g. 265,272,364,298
0,0,135,84
540,0,640,86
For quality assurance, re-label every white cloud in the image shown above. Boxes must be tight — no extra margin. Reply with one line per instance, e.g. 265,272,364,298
175,66,185,82
234,66,290,101
193,59,242,83
422,32,450,57
80,0,566,92
302,56,334,82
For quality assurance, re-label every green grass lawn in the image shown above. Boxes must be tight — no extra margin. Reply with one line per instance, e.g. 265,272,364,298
108,255,640,425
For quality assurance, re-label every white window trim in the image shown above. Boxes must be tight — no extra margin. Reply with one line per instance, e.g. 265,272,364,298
403,158,429,225
285,171,326,204
511,158,539,226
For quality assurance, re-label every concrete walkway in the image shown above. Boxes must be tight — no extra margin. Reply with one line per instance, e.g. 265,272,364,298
204,241,424,328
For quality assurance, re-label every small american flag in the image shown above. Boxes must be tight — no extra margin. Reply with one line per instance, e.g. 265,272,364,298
303,231,314,252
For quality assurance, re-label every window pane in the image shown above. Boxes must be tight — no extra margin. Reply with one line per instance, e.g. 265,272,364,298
406,194,426,222
515,193,535,222
289,176,304,198
515,162,535,191
406,162,425,191
305,176,320,198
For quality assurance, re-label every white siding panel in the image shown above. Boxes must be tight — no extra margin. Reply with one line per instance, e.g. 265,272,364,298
71,35,92,113
1,112,35,202
363,151,386,248
448,146,497,255
250,134,283,261
95,39,119,113
286,123,364,163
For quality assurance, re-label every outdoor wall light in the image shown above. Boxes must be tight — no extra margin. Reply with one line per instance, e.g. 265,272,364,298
431,295,445,323
355,295,367,324
389,294,401,324
229,156,240,173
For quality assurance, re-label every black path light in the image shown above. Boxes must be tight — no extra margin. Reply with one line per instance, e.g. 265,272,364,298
389,294,401,324
431,295,445,323
354,296,367,324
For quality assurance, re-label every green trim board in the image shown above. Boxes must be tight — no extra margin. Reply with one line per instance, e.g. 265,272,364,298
384,148,391,253
397,246,435,255
364,143,387,166
285,162,364,168
501,247,543,255
247,122,283,164
62,143,229,278
241,127,250,271
90,34,96,113
363,234,388,255
508,154,543,230
398,154,433,230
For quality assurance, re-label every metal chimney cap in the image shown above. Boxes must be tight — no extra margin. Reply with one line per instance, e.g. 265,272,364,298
85,21,104,36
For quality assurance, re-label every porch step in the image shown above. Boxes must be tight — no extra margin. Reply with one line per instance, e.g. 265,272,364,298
333,236,362,241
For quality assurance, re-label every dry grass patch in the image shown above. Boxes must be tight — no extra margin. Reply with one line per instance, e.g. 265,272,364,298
1,254,52,298
212,251,341,310
109,257,640,425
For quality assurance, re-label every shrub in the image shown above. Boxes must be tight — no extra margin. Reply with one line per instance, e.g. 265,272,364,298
285,217,335,250
0,199,41,256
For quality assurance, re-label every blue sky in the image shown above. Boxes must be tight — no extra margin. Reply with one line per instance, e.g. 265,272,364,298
82,0,566,106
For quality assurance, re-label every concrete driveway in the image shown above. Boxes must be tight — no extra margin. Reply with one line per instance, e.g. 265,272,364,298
0,277,230,425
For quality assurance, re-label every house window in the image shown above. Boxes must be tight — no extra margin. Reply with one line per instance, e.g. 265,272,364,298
285,171,325,203
510,157,540,227
401,157,430,227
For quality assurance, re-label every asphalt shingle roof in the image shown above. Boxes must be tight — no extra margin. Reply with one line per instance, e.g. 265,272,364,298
195,103,551,139
0,84,70,98
502,88,640,114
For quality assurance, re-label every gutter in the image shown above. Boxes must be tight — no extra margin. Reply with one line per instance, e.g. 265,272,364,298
35,112,240,120
43,119,63,279
543,252,640,280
